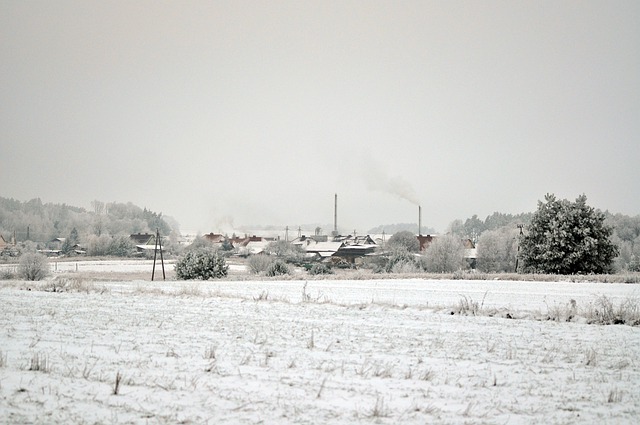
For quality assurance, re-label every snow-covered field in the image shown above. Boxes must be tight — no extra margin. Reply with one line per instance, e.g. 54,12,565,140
1,265,639,424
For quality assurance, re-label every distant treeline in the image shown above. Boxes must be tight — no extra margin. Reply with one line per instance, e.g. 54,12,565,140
367,223,437,235
447,212,534,242
369,212,533,239
0,197,174,243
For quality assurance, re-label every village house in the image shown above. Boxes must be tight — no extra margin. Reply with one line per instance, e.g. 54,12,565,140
129,233,156,245
129,233,159,254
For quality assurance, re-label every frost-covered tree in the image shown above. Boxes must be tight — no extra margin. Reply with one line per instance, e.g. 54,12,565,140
611,234,640,272
61,227,79,255
264,240,304,264
606,213,640,271
387,230,419,253
18,252,50,281
85,234,112,256
519,194,618,274
107,235,136,257
423,234,465,273
476,227,519,273
461,215,485,243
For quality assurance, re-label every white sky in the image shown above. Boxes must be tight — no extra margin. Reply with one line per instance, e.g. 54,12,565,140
1,1,639,234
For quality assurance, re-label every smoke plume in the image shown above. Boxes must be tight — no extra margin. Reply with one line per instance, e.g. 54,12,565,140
366,169,420,206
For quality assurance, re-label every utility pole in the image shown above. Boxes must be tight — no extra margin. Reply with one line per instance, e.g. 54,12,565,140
515,224,524,272
152,228,165,281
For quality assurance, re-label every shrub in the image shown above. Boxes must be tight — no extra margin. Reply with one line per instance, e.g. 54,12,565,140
308,263,333,275
390,259,419,274
0,268,16,280
175,248,228,280
248,255,275,274
18,253,50,281
385,248,416,273
586,295,640,326
266,260,290,277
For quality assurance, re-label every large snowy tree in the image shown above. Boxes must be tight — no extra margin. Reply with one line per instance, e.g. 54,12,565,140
423,234,465,273
519,194,618,274
387,230,420,253
476,227,519,273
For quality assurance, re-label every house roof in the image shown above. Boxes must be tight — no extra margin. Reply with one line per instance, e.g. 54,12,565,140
232,235,264,247
136,244,158,251
246,241,269,254
203,233,226,243
305,241,344,254
130,233,155,245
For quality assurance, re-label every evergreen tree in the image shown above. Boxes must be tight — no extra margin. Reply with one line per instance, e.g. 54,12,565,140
519,194,618,274
61,227,79,255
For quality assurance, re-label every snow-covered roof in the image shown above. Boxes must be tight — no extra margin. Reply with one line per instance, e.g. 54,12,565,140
305,241,343,253
246,241,269,254
136,244,158,251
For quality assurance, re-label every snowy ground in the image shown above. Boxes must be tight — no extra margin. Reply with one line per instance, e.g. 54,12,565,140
1,265,639,424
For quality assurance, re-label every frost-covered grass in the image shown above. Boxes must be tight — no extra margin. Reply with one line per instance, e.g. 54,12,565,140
2,257,640,283
1,273,640,424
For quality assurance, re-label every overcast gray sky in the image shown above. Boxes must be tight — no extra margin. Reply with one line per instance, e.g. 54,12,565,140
1,1,639,234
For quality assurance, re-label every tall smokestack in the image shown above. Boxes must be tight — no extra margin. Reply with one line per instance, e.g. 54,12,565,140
333,193,338,236
418,205,422,236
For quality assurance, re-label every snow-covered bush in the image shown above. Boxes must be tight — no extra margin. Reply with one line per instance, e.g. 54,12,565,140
384,248,417,273
18,252,50,281
308,263,333,275
175,248,228,280
390,259,419,274
265,260,290,277
248,255,275,275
